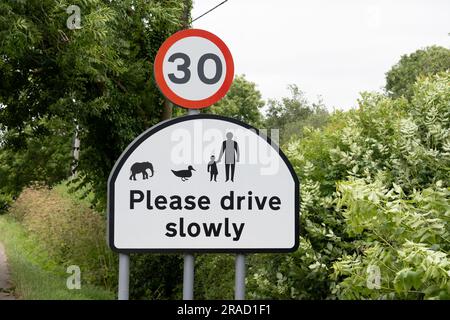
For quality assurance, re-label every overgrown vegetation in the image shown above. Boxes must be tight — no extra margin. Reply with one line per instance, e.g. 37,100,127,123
0,214,113,299
2,183,185,300
259,72,449,299
7,184,116,289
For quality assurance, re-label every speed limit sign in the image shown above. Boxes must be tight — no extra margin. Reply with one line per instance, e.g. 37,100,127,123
154,29,234,109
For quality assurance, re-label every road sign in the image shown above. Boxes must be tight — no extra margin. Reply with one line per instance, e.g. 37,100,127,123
154,29,234,109
108,114,299,253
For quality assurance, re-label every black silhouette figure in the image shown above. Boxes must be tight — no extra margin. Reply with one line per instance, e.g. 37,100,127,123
218,132,240,182
171,165,196,182
130,162,154,180
207,155,218,182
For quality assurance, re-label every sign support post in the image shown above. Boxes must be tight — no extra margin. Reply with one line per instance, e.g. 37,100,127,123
182,108,199,300
235,254,246,300
183,253,195,300
118,253,130,300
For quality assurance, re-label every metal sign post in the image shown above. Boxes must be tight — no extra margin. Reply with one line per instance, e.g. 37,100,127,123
235,254,246,300
183,253,195,300
183,108,199,300
118,253,130,300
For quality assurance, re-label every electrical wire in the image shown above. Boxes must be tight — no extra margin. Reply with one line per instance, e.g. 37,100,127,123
191,0,229,23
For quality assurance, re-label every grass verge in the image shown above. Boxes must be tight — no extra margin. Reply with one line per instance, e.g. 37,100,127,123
0,214,114,300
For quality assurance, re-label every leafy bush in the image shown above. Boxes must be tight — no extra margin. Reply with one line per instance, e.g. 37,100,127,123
295,72,448,299
329,72,450,299
195,254,235,299
332,179,449,299
196,72,449,300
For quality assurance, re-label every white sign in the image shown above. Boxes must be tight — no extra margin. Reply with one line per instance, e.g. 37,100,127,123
154,29,234,109
108,115,299,252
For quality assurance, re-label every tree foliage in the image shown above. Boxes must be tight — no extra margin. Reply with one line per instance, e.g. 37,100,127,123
197,72,450,300
0,118,72,211
0,0,190,299
0,0,190,209
385,46,450,100
273,72,449,299
206,75,265,127
265,85,329,143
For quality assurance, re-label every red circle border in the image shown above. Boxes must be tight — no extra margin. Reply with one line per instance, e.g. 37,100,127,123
154,29,234,109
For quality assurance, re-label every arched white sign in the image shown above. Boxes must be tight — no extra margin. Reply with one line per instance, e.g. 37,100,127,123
108,115,299,253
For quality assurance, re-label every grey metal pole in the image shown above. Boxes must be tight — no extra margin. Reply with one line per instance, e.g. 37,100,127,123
118,253,130,300
235,254,246,300
182,108,199,300
187,109,199,116
183,254,195,300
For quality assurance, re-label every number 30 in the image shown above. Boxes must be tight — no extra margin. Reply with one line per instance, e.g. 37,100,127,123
168,52,223,85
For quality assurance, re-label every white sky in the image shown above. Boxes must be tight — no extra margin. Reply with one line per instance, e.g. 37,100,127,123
192,0,450,110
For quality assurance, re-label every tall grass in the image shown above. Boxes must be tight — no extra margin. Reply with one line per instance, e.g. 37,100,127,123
7,184,117,291
0,215,114,299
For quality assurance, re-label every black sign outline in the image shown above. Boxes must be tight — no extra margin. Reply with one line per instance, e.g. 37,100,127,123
108,114,300,253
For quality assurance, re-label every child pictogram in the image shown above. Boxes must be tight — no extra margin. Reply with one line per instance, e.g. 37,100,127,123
207,155,218,182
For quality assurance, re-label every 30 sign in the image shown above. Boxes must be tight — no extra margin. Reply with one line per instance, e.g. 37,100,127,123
154,29,234,109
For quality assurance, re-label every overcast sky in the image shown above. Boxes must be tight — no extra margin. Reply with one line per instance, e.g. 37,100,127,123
192,0,450,110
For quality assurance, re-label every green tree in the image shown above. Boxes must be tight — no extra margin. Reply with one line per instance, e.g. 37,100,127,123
265,85,329,143
0,0,190,209
385,46,450,99
0,0,192,299
0,118,72,211
206,75,265,127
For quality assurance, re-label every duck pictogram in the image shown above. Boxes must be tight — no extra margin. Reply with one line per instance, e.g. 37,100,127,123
171,165,196,182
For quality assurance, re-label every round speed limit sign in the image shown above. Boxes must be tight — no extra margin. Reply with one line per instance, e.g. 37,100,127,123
154,29,234,109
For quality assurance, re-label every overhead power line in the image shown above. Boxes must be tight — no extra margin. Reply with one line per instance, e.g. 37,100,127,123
192,0,229,23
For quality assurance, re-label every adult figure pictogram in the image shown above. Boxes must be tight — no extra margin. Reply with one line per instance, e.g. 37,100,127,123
218,132,240,182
